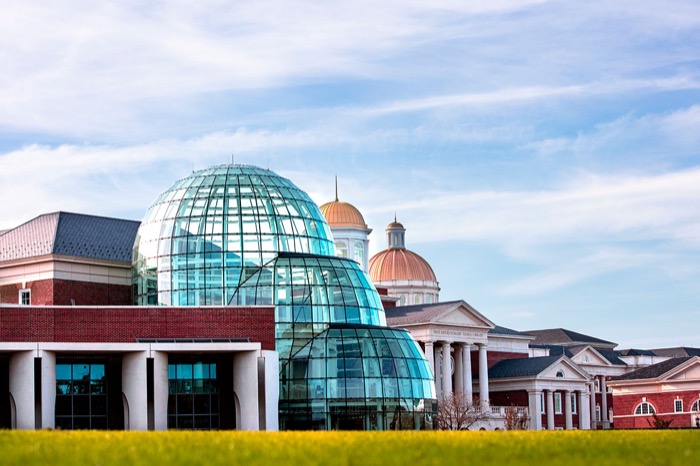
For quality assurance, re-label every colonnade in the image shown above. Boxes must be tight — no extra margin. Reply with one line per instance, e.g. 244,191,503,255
422,341,489,408
527,387,591,430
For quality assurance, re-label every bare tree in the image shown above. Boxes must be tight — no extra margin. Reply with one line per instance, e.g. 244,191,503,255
436,393,490,430
503,405,529,430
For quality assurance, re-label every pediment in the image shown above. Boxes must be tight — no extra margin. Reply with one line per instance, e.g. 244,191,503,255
541,358,590,381
664,358,700,381
571,346,611,366
432,301,495,329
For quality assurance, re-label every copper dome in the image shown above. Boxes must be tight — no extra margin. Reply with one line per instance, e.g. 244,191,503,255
319,199,368,229
369,248,438,283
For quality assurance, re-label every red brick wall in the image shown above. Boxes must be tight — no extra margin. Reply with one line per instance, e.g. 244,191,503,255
0,279,131,306
0,306,275,350
489,390,529,407
0,280,53,305
53,279,132,305
612,390,700,429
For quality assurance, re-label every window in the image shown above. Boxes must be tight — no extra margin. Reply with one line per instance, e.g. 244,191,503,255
353,241,364,265
540,393,545,413
414,295,423,305
335,241,348,258
554,393,562,414
674,399,683,413
594,379,600,392
571,393,577,414
425,295,433,304
168,360,219,429
595,405,601,422
19,289,30,305
399,295,407,306
691,400,700,412
55,363,108,430
634,402,655,415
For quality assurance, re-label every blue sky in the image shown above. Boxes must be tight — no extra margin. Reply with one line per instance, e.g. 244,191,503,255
1,1,699,348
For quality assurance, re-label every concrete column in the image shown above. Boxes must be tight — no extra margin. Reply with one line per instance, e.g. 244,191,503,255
564,390,573,430
434,346,442,399
578,390,590,430
441,342,452,398
546,390,555,430
589,381,597,429
260,350,279,431
454,344,463,395
39,351,56,429
601,377,609,428
528,390,543,430
122,351,149,430
424,342,435,382
8,351,36,429
463,344,472,400
234,351,261,430
152,350,169,431
477,344,489,408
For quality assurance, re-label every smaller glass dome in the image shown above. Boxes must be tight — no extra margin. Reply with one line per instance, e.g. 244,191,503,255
279,323,437,430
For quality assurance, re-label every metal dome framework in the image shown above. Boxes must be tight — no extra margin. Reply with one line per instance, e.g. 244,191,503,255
132,164,436,430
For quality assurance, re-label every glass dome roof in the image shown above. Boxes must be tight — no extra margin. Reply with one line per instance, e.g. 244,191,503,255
133,165,334,305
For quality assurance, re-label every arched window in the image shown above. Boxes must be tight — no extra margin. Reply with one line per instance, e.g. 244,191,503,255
425,295,433,304
399,295,407,306
414,294,423,305
634,402,655,415
353,241,364,265
335,241,348,258
691,400,700,412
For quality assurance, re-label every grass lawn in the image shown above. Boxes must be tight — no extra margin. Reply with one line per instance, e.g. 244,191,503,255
1,430,698,466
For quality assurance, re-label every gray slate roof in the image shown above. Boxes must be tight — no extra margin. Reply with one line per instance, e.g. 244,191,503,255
488,355,561,379
489,325,533,338
613,357,693,381
651,347,700,358
618,349,657,357
384,300,464,326
524,328,616,347
0,212,140,263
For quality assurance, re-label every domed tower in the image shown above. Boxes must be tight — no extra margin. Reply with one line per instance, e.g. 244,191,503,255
319,178,372,272
369,217,440,306
132,165,436,430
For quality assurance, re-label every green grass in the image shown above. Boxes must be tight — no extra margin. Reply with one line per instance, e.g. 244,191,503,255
1,430,698,466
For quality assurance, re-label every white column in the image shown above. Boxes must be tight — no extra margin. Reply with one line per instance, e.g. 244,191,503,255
589,381,597,429
579,390,590,430
234,350,261,430
152,350,169,431
564,390,573,430
39,351,56,429
528,390,542,430
8,350,36,429
434,346,442,399
477,344,489,408
260,350,280,431
122,351,149,430
441,342,452,398
454,344,463,395
546,390,555,430
601,377,609,428
424,342,435,383
463,344,472,400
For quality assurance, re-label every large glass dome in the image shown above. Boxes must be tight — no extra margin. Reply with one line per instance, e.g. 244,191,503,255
133,165,334,305
132,163,436,430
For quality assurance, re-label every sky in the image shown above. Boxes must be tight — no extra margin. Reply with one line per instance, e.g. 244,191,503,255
1,0,700,349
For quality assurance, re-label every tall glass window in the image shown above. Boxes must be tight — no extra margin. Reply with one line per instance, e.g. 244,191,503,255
55,363,108,429
168,361,219,430
336,241,348,258
353,241,364,265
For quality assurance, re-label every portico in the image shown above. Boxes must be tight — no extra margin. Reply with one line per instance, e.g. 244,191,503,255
384,300,495,404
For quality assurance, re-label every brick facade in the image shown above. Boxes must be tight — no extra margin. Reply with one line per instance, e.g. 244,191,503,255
0,305,276,350
0,279,132,306
613,391,700,429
